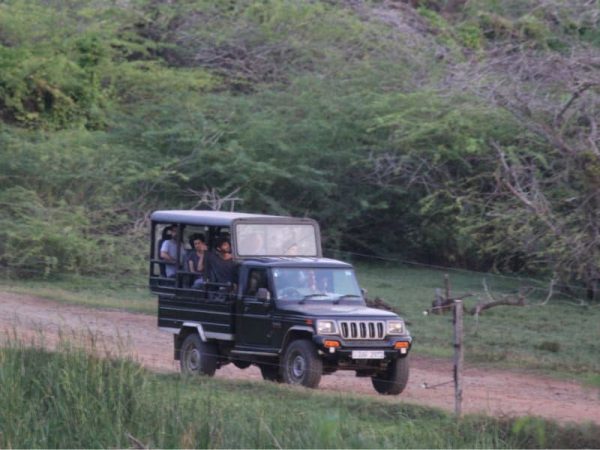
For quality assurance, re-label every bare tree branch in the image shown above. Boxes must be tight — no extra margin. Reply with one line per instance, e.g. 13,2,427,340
186,187,242,211
540,276,556,306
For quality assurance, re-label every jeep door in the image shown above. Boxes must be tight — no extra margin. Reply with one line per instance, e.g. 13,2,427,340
237,267,274,347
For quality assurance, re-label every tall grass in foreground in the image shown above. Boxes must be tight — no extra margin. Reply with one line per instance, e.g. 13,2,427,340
0,342,599,448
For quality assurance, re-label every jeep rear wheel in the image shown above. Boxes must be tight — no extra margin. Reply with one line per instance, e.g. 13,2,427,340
371,356,409,395
282,339,322,388
180,334,217,376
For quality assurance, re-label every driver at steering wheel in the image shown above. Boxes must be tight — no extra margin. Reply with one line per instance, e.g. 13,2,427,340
277,269,320,300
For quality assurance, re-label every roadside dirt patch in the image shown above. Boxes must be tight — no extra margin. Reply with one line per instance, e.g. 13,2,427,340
1,291,598,425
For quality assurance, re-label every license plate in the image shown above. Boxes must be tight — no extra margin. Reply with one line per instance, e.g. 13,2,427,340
351,350,385,359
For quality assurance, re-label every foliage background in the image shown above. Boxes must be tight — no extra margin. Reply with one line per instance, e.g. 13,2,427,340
0,0,598,299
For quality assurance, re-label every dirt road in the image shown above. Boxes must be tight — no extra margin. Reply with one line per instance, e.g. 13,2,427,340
1,291,598,426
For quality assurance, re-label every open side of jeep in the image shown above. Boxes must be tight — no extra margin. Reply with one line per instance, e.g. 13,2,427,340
149,210,412,394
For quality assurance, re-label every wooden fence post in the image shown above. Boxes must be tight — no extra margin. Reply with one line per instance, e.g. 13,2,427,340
453,299,464,417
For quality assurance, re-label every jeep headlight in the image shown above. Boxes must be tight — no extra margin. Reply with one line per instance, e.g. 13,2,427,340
387,320,405,335
316,320,338,335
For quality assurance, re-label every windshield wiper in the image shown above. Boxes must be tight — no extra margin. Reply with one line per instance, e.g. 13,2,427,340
333,294,361,304
299,293,328,304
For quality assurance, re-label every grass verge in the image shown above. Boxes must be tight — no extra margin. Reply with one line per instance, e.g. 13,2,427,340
0,273,154,314
0,341,599,449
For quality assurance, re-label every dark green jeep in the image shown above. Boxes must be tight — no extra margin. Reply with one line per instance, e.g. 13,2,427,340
149,210,412,395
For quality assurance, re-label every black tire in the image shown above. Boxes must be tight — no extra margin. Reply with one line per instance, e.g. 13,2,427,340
371,356,409,395
259,363,283,382
180,334,218,376
282,339,322,388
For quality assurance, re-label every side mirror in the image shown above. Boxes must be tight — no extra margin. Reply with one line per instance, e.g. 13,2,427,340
361,288,368,298
257,288,271,302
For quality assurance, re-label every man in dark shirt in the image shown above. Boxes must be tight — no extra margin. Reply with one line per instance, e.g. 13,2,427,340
186,233,207,288
205,237,237,285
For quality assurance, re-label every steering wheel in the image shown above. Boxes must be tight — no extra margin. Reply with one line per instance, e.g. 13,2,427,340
279,287,301,299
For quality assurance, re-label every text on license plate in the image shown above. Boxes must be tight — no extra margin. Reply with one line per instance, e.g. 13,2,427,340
351,350,385,359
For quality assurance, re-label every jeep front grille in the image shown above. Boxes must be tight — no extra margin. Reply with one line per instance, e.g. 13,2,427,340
338,321,385,340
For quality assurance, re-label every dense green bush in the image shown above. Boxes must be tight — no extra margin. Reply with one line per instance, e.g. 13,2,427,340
0,0,598,297
0,185,144,277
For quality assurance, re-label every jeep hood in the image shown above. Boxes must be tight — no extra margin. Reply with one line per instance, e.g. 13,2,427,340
276,302,399,319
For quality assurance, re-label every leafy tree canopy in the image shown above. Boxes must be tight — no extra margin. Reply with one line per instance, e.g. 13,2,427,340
0,0,598,301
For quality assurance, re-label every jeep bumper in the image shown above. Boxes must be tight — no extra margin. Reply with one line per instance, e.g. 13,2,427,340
312,334,412,363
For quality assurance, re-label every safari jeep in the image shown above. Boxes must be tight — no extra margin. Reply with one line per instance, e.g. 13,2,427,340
149,210,412,394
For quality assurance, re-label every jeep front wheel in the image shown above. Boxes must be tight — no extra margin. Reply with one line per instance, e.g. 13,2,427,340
371,356,409,395
282,339,322,388
180,334,217,376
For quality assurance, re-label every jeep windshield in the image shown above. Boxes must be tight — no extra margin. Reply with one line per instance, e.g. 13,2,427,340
235,221,320,257
272,268,362,302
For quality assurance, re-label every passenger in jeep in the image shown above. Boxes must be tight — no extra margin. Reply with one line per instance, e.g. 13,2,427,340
205,237,237,285
186,233,207,288
160,225,185,277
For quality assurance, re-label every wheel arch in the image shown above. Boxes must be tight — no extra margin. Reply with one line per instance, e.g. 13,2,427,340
280,326,314,353
174,322,206,361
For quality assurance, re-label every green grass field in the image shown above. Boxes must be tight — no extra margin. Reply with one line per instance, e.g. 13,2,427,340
0,274,154,314
1,340,598,449
354,262,600,384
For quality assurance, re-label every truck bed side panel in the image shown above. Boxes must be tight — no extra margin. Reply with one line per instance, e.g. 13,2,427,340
158,295,235,336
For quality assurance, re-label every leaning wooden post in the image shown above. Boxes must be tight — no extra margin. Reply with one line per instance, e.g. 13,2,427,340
453,299,464,417
444,273,451,301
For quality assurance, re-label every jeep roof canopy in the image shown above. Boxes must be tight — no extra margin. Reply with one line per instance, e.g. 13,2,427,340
150,210,322,258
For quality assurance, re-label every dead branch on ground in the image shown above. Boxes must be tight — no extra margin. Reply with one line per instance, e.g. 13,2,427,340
469,279,531,317
426,274,536,317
